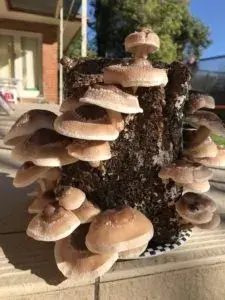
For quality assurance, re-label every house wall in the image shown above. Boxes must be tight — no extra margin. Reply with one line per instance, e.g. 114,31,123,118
0,19,58,103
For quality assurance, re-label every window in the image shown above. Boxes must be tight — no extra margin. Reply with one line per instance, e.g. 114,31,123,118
0,30,42,98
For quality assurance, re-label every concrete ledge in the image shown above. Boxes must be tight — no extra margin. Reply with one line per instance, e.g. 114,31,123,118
1,225,225,298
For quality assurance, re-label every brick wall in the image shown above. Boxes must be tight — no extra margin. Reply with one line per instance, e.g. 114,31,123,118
0,19,58,103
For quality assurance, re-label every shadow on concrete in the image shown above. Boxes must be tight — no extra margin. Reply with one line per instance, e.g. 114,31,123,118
0,231,66,286
0,171,66,285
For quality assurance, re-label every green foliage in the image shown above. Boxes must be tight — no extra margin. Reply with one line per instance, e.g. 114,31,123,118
66,31,97,58
92,0,211,62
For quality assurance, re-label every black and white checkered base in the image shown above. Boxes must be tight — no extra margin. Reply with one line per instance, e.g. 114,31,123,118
138,229,192,259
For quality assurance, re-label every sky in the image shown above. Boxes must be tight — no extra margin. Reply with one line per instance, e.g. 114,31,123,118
190,0,225,59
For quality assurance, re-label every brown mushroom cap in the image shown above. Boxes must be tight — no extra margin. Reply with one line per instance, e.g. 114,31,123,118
197,212,221,230
184,137,218,158
12,129,77,167
195,146,225,168
187,94,215,114
74,200,101,224
60,87,88,112
85,207,154,254
27,203,80,241
80,85,143,114
4,109,57,145
119,243,148,260
28,190,56,214
13,162,49,188
183,126,210,148
104,61,168,88
54,224,118,279
175,193,216,224
183,181,210,194
185,110,225,137
41,167,61,182
125,28,160,57
67,140,111,162
58,186,86,210
159,160,213,184
54,103,121,141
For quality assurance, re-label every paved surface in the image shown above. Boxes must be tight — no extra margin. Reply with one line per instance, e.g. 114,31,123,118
0,104,225,299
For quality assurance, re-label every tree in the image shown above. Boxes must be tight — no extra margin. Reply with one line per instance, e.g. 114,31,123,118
91,0,211,63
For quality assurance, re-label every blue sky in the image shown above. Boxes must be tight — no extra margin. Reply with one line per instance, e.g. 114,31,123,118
190,0,225,59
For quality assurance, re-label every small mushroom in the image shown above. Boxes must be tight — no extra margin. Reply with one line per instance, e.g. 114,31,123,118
195,146,225,168
74,200,101,224
80,84,143,114
183,181,210,194
159,160,213,184
13,161,49,188
26,203,80,241
124,27,160,59
85,207,154,254
175,193,216,224
187,94,215,114
28,190,55,214
183,126,210,148
58,186,86,210
60,88,88,113
54,224,118,279
54,103,122,141
12,129,77,167
197,212,221,230
185,110,225,137
4,109,57,145
67,140,111,162
119,243,148,260
184,137,218,158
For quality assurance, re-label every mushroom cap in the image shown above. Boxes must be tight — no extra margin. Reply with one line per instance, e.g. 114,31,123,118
119,243,148,260
197,212,221,230
184,137,218,158
60,99,78,113
67,140,111,161
175,193,216,224
159,160,213,184
125,28,160,54
183,126,210,148
187,94,215,114
13,162,49,188
183,181,210,194
54,224,118,279
60,87,88,113
54,103,121,141
185,110,225,137
12,129,77,167
4,109,57,145
104,63,168,88
28,190,56,214
4,135,30,147
74,200,101,224
42,167,61,182
195,146,225,169
58,186,86,210
85,207,154,253
80,85,143,114
26,204,80,241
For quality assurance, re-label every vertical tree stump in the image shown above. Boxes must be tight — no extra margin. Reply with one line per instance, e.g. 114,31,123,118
59,58,191,246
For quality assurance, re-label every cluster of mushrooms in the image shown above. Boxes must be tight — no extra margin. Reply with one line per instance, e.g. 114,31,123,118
3,28,224,280
159,95,225,230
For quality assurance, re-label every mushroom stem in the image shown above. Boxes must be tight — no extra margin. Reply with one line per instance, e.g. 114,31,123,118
89,161,100,168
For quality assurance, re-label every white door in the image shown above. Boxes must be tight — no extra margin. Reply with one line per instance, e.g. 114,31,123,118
0,30,42,99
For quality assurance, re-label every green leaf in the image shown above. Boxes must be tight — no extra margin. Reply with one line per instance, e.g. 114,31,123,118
211,135,225,146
